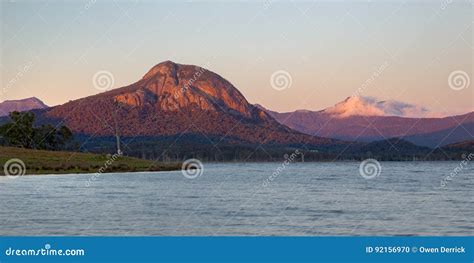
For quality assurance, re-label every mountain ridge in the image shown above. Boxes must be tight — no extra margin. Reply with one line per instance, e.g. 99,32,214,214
4,61,471,157
0,97,49,117
37,61,336,146
263,100,474,148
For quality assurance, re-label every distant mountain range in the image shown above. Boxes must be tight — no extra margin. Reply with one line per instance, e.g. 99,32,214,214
0,97,48,117
262,97,473,148
1,61,472,160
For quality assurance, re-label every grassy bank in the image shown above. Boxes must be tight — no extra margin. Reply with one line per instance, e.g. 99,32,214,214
0,146,181,175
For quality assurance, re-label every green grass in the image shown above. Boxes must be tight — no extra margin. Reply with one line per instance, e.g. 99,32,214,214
0,146,181,175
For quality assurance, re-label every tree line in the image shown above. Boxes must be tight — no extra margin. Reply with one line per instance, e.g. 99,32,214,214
0,111,75,151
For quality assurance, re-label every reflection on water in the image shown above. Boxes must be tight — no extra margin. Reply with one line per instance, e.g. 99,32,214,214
0,162,472,236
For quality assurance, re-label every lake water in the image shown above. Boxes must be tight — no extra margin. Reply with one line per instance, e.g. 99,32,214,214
0,162,472,236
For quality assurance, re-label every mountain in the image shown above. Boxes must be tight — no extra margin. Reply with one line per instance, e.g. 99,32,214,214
323,96,436,118
37,61,335,148
345,138,432,159
0,97,48,117
428,140,474,160
403,122,474,148
441,140,474,152
2,63,468,161
263,97,474,148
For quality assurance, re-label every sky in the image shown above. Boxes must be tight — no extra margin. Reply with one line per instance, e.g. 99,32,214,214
0,0,472,115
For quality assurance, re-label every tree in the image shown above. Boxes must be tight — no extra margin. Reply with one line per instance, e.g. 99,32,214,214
0,111,35,148
0,111,74,151
56,126,73,149
33,124,58,150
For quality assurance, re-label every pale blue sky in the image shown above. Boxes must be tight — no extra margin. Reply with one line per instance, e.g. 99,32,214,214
1,0,472,114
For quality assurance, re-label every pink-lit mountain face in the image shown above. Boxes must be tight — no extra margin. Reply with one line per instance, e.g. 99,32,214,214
0,97,49,117
263,97,474,148
323,96,437,118
7,64,472,150
38,61,336,146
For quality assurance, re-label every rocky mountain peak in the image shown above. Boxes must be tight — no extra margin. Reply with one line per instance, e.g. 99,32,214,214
0,97,49,117
141,60,178,81
114,61,269,121
41,61,333,145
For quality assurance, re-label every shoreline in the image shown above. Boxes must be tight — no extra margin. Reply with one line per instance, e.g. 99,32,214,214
0,146,182,176
0,168,183,177
1,159,466,177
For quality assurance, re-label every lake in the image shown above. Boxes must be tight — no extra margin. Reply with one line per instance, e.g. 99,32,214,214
0,162,472,236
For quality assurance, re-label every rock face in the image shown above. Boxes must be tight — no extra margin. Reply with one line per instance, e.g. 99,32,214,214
113,61,267,120
0,97,49,117
41,61,333,145
114,88,157,107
